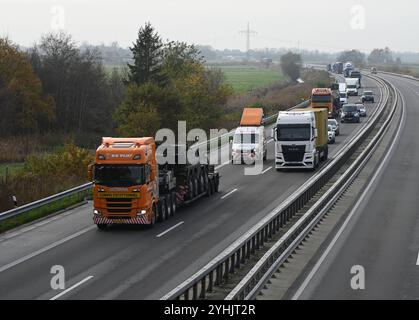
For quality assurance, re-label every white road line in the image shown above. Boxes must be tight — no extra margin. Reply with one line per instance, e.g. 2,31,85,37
220,188,238,200
416,252,419,266
50,276,94,300
156,221,184,238
215,160,230,170
292,87,405,300
0,225,96,273
262,166,272,174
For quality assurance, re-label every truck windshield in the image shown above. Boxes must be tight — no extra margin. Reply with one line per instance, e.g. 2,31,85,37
340,93,347,98
94,164,145,187
277,124,311,141
311,95,331,103
233,133,259,144
348,85,356,88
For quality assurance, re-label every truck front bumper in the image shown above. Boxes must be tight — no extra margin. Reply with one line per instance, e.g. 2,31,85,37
93,216,150,225
275,153,315,169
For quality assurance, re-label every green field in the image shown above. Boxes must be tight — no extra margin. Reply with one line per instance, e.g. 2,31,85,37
0,162,24,178
218,65,285,93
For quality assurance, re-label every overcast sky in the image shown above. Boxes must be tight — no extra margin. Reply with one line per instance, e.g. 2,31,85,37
0,0,416,52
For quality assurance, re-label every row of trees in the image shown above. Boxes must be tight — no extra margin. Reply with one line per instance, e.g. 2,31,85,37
114,23,232,136
0,34,125,140
337,47,401,67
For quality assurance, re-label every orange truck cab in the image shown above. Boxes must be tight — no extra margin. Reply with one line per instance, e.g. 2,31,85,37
311,88,334,118
89,137,220,230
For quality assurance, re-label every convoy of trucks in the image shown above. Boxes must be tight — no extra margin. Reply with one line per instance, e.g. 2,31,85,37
88,62,371,228
231,108,267,164
273,108,328,171
89,137,220,229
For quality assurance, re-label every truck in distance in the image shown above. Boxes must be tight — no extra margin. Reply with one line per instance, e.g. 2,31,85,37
345,78,359,96
273,108,328,171
88,137,220,230
310,88,340,119
231,108,267,164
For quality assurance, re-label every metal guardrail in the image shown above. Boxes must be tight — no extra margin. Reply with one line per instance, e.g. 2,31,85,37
0,183,92,222
226,77,398,300
160,74,392,300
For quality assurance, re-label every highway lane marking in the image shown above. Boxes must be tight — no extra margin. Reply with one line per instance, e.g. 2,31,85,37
220,188,238,200
262,166,272,174
416,252,419,266
215,160,231,170
292,87,405,300
0,225,96,273
156,221,184,238
49,276,94,300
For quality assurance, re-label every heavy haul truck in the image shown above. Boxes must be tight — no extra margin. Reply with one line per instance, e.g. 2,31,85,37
88,137,220,230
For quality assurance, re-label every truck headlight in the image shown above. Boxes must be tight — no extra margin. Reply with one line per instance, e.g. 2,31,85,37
137,210,147,216
93,209,102,216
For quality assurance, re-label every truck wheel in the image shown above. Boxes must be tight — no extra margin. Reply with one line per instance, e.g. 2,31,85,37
148,204,157,228
214,177,219,193
166,196,172,218
188,181,194,200
97,224,108,231
157,199,167,222
171,192,177,214
193,177,199,197
199,172,206,194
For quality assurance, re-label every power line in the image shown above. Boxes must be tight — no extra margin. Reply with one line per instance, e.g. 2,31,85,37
239,22,257,61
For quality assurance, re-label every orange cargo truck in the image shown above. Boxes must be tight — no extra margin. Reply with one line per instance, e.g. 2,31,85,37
310,88,340,119
88,137,220,230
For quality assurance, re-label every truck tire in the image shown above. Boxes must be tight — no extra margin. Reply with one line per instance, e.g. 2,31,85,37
171,192,177,215
148,204,157,228
157,198,167,222
166,196,172,218
214,176,219,193
193,176,199,197
188,181,194,200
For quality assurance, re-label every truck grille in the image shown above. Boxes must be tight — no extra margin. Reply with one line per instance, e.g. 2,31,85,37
282,145,305,162
106,198,133,214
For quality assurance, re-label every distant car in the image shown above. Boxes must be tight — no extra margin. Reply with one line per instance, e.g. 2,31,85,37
356,103,367,117
328,125,336,144
328,119,340,136
371,67,377,74
362,90,375,103
341,104,360,123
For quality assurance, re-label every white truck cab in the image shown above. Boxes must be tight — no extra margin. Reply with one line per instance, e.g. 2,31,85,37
231,126,267,164
345,77,359,96
273,109,328,170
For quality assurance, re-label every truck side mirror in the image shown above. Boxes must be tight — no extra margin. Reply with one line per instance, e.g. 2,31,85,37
271,127,277,141
229,136,233,144
87,164,94,181
313,128,318,140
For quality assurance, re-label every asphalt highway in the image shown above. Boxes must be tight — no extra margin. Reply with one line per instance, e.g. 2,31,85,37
0,76,382,300
295,73,419,300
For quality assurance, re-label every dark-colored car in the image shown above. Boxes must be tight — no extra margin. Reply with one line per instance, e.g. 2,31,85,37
341,104,360,123
362,90,375,103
